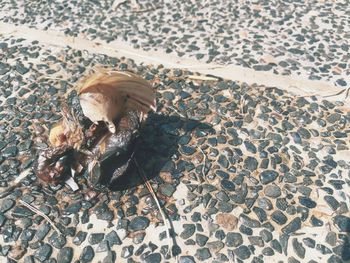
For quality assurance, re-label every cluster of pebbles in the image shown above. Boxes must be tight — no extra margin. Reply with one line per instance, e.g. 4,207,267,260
0,0,349,87
0,36,350,263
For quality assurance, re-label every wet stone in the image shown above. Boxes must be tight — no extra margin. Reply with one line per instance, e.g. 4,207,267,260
80,246,94,262
195,248,211,260
129,216,150,231
292,238,305,259
57,247,73,263
34,244,52,262
260,170,279,184
234,245,251,260
264,185,281,198
226,232,243,247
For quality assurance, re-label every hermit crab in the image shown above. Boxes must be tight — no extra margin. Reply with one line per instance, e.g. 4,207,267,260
35,69,156,190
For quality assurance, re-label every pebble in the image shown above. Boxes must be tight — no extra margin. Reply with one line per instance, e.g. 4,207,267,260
260,170,279,184
234,245,251,260
80,246,94,262
226,232,243,247
57,247,73,263
292,238,305,259
180,224,196,239
195,248,211,260
179,256,196,263
144,253,162,263
282,217,301,234
129,216,150,231
34,244,52,262
333,215,350,232
271,211,288,225
264,185,281,198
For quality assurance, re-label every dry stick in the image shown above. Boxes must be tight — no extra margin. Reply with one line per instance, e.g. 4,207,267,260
19,200,61,234
133,159,174,259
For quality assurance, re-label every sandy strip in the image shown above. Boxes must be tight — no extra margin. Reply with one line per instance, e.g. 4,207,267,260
0,22,349,104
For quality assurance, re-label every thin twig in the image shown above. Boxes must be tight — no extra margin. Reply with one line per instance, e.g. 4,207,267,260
19,200,61,233
197,146,207,180
133,158,174,259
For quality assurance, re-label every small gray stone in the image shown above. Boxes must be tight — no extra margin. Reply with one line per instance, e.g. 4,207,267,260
34,244,52,262
129,216,150,231
264,185,281,198
195,248,211,260
80,246,94,262
57,247,73,263
233,245,251,260
226,232,243,247
292,238,305,259
260,170,279,184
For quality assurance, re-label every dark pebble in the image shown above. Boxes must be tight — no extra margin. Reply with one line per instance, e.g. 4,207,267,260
80,246,94,262
226,232,243,247
144,253,161,263
194,248,211,260
298,196,316,208
324,195,340,211
129,216,150,231
271,210,288,225
260,170,279,184
34,244,52,262
179,256,195,263
282,217,301,234
271,239,283,254
196,234,209,247
302,237,315,248
88,233,104,245
333,215,350,232
264,185,281,198
310,215,323,227
292,238,305,259
57,247,73,263
234,245,251,260
180,224,196,239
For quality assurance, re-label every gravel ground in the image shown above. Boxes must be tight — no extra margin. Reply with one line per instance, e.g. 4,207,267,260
0,0,349,88
0,36,349,263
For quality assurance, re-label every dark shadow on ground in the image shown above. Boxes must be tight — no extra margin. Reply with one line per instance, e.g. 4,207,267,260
102,112,214,191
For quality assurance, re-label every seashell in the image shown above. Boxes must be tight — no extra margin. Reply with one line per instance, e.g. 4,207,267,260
77,70,156,133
